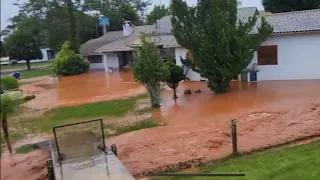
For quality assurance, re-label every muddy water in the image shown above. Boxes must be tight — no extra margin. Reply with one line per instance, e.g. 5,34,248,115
21,70,145,110
7,72,320,178
107,80,320,176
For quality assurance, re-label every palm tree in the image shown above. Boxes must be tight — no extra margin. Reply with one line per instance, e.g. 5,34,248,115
0,93,23,153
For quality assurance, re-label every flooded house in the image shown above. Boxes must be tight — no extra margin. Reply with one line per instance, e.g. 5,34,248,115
80,7,320,82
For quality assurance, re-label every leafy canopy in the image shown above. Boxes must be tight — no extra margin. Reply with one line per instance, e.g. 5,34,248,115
165,56,185,99
263,0,320,13
53,41,89,76
4,30,43,62
0,93,24,115
171,0,273,93
132,34,169,107
146,5,170,25
0,41,6,57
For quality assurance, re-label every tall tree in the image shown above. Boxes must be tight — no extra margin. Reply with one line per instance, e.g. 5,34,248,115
146,5,170,25
4,30,43,70
0,41,6,57
164,56,185,99
66,0,79,52
263,0,320,13
132,35,169,107
171,0,273,93
83,0,151,30
0,93,23,153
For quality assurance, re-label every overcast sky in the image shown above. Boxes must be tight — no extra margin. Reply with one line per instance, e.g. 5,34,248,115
1,0,263,31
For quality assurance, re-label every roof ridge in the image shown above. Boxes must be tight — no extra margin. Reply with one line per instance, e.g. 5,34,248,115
266,8,320,17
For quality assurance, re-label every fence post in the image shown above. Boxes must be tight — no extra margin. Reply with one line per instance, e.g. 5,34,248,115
231,119,238,155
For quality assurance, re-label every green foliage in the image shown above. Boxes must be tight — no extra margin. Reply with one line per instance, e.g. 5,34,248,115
263,0,320,13
115,118,161,135
53,41,89,76
146,5,171,25
0,41,6,57
4,30,43,70
66,0,79,52
83,0,151,30
4,0,97,52
16,143,39,154
157,141,320,180
165,56,185,99
0,76,19,90
46,7,97,51
132,35,169,107
0,93,23,115
171,0,273,93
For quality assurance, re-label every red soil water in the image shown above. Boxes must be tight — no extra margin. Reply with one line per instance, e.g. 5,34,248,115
20,70,145,110
2,71,320,179
107,80,320,176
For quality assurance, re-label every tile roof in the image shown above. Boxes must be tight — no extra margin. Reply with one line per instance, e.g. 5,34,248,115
165,9,320,48
95,25,155,53
80,31,124,56
237,7,258,19
263,9,320,34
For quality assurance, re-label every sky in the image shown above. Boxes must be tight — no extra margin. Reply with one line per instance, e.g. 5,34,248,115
0,0,263,31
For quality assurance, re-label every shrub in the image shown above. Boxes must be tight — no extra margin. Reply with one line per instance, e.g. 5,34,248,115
53,41,89,76
1,76,19,90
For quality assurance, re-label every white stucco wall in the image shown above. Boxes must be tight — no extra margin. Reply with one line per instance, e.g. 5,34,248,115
248,32,320,81
175,47,202,81
103,53,120,71
175,32,320,81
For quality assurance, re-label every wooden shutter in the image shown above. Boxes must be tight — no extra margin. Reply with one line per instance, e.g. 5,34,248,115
257,45,278,65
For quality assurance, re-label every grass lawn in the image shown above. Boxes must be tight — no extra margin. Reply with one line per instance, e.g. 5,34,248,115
155,140,320,180
20,68,54,79
0,93,151,148
0,61,53,71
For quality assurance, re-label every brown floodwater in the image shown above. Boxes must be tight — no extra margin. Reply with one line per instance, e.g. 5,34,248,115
21,70,145,110
3,71,320,179
107,79,320,176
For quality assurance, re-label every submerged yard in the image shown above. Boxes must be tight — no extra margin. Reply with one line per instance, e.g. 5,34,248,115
1,71,320,179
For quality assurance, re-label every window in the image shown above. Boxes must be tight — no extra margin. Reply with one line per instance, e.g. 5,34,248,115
88,55,102,63
257,45,278,65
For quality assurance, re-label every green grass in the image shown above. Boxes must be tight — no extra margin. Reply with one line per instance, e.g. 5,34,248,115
155,141,320,180
16,144,39,154
14,94,149,134
115,118,162,135
0,61,53,71
20,68,54,79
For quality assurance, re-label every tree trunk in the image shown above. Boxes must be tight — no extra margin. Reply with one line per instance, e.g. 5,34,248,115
173,87,178,99
66,0,79,53
208,77,231,94
1,113,13,153
146,84,161,108
26,60,31,70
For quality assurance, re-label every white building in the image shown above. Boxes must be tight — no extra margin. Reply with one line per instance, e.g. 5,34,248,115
163,8,320,81
80,8,320,82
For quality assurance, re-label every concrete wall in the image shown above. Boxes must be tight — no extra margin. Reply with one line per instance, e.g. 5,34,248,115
175,32,320,81
102,53,120,71
248,32,320,81
40,48,50,61
107,53,120,69
175,47,202,81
